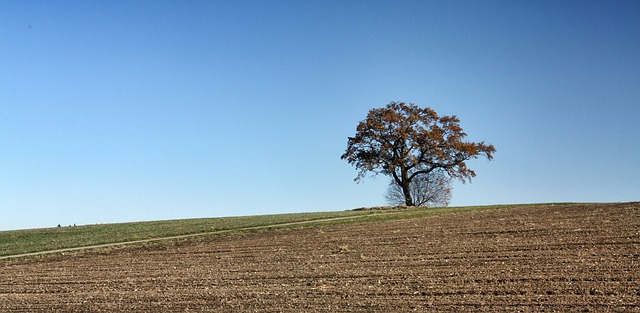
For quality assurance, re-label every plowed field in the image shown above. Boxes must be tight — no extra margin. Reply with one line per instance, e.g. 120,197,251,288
1,203,639,312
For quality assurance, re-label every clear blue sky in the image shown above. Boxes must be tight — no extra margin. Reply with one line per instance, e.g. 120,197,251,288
2,1,639,230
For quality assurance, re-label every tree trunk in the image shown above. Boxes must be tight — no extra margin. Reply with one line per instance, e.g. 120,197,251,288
398,166,414,206
401,181,414,206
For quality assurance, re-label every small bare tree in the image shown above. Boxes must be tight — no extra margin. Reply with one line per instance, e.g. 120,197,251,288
385,169,452,207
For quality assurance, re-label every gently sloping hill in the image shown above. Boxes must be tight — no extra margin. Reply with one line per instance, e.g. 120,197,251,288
0,202,638,312
0,210,384,258
0,212,401,260
0,205,503,259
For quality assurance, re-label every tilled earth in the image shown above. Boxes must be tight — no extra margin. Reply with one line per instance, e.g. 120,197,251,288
1,203,639,312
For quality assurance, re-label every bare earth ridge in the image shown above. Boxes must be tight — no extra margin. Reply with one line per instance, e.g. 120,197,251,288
1,203,639,312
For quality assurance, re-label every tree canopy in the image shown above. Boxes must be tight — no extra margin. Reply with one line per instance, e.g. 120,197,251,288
341,102,496,206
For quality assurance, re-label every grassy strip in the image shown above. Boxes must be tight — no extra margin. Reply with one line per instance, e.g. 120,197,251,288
258,204,514,230
0,204,542,257
0,210,387,257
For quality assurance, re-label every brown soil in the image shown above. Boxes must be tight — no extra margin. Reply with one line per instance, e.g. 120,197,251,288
1,203,639,312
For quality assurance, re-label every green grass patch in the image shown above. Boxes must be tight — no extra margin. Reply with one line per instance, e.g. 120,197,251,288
0,204,541,258
0,210,379,257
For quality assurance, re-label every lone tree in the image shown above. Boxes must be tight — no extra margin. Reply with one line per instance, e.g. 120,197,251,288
341,102,496,206
385,169,452,207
